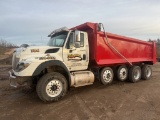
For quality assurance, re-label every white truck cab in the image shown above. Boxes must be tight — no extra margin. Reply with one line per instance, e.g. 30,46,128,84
9,27,94,102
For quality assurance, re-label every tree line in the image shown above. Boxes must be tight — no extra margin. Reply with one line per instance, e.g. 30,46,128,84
0,39,17,48
149,38,160,58
0,39,18,54
148,38,160,45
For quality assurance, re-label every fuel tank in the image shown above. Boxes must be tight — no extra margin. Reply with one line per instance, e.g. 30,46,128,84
70,71,94,87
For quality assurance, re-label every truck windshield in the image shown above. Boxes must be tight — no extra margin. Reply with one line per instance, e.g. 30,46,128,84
47,31,68,47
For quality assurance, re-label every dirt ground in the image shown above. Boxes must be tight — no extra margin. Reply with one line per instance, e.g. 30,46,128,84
0,63,160,120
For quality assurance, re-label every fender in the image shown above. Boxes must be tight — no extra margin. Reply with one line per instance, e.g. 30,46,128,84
32,60,71,86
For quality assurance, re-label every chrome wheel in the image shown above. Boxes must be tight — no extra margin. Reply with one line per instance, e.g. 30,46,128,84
129,66,141,83
119,68,127,80
103,70,113,83
46,79,63,97
134,69,141,80
100,67,114,85
142,65,152,80
146,67,151,78
117,66,128,81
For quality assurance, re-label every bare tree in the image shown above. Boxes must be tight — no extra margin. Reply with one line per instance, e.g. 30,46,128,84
0,39,17,54
157,38,160,45
148,39,152,42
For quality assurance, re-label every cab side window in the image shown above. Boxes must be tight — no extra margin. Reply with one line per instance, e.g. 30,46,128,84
66,32,74,49
80,33,84,47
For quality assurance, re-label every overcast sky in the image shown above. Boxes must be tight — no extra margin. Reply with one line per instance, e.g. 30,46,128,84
0,0,160,45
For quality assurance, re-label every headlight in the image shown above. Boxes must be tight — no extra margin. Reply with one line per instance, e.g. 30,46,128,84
15,61,31,72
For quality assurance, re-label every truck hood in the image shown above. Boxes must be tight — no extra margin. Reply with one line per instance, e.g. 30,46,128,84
16,46,60,54
14,45,62,62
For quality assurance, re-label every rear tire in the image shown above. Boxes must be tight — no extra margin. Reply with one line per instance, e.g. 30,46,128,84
100,67,114,85
129,66,141,83
36,72,68,102
141,65,152,80
117,65,128,81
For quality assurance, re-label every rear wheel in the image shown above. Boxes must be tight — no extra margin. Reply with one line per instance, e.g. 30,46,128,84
129,66,141,83
36,72,68,102
141,65,152,80
117,65,128,81
100,67,114,85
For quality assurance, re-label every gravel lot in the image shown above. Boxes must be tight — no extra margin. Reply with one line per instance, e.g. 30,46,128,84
0,63,160,120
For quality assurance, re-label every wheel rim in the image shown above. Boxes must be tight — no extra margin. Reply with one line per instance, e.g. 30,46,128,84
103,70,112,82
120,68,127,80
46,79,63,97
146,67,151,78
134,69,140,80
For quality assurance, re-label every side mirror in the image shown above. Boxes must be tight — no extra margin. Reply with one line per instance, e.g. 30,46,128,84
75,42,80,48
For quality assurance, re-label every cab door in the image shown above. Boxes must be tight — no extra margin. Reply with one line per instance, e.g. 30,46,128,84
63,31,89,71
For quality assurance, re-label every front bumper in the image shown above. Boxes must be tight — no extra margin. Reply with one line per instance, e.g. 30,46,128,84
9,70,18,88
9,70,32,88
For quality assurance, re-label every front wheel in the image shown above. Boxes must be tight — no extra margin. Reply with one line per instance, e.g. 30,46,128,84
36,72,68,102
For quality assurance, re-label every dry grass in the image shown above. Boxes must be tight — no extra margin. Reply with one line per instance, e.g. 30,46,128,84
0,48,6,55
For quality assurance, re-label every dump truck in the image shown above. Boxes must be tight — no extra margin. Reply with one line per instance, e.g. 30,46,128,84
9,22,156,102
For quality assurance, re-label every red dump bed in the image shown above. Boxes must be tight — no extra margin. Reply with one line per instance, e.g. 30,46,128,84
71,22,156,66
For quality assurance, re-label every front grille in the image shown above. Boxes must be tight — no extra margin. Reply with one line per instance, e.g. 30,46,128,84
12,53,20,70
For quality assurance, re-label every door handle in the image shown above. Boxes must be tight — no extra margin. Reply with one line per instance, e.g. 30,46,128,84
83,54,86,60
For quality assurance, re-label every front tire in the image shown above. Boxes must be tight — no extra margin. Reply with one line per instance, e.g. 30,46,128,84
36,72,68,102
100,67,114,85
